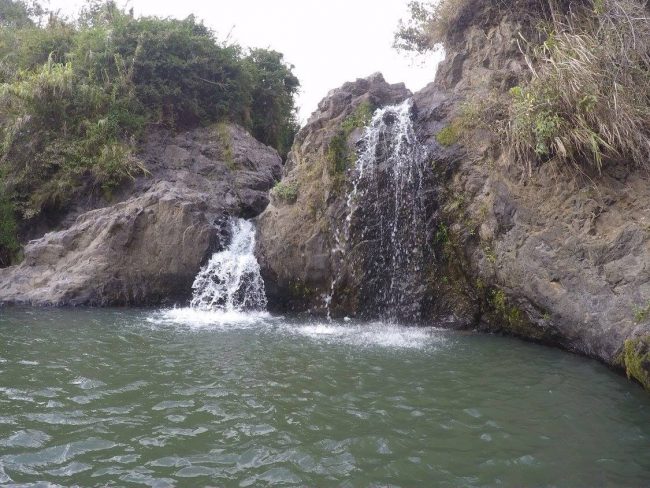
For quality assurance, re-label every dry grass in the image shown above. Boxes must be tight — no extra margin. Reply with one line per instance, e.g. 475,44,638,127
508,0,650,173
394,0,573,52
394,0,473,52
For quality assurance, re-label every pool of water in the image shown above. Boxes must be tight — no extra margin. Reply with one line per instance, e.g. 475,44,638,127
0,307,648,487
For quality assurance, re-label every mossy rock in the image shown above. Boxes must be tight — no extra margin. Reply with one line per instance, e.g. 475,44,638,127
436,124,460,147
623,336,650,391
326,100,375,177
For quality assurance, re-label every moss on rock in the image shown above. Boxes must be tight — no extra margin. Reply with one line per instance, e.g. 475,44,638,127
623,336,650,391
326,100,375,176
436,124,460,146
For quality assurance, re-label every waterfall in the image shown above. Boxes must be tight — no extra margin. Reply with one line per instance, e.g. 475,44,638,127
190,219,267,312
330,99,431,320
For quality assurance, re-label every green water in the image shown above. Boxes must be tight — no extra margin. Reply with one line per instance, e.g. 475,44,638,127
0,307,648,487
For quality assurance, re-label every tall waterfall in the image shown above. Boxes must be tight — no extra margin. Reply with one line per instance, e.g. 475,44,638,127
190,219,267,312
331,99,432,320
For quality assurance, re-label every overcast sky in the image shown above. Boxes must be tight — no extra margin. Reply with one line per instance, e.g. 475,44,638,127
48,0,444,122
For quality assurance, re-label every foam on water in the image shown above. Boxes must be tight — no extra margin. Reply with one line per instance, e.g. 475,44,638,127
291,321,443,349
147,309,442,349
148,308,272,329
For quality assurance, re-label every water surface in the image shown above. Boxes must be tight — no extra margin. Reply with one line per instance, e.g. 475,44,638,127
0,307,649,487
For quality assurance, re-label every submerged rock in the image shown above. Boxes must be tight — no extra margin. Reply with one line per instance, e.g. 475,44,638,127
0,124,282,305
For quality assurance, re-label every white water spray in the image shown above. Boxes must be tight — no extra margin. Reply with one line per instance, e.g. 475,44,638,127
190,219,267,312
328,99,430,319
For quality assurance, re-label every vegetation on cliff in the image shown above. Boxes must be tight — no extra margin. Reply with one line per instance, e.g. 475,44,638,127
0,0,299,265
396,0,650,174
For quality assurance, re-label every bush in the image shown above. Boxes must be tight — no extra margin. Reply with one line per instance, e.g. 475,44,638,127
0,0,300,264
245,49,300,159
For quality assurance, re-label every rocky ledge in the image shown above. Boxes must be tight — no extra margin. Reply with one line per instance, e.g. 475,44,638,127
0,124,282,305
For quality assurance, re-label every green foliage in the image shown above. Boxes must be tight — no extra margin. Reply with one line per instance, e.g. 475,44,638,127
489,288,523,327
125,16,249,128
0,193,18,265
340,100,374,133
245,49,300,159
0,0,42,28
271,181,298,204
623,336,650,390
434,223,449,245
0,0,299,264
216,123,235,169
327,101,374,176
483,244,497,264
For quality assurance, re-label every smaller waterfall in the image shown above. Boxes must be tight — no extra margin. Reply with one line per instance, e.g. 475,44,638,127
190,219,267,312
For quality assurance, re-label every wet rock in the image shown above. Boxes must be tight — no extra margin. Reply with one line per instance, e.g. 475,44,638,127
255,73,412,314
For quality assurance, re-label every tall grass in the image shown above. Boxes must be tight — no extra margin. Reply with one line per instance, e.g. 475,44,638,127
509,0,650,173
396,0,649,174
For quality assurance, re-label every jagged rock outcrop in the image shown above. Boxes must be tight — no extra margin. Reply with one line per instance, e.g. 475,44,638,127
255,12,650,388
0,123,282,305
256,73,412,313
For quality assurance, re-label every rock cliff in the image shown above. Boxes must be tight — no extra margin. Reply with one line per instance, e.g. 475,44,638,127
0,124,282,305
256,13,650,389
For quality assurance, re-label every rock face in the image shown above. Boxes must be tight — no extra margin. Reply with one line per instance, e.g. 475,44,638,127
256,14,650,388
417,10,650,373
0,123,282,305
256,73,412,313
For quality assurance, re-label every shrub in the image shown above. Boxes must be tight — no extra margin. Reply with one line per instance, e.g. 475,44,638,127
271,181,298,204
245,49,300,159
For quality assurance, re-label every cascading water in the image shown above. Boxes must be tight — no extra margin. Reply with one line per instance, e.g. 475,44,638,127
190,218,267,312
329,99,433,320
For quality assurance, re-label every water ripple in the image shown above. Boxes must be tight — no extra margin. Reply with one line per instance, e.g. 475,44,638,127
0,307,648,487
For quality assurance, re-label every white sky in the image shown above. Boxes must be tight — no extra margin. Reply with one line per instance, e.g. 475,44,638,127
47,0,444,122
